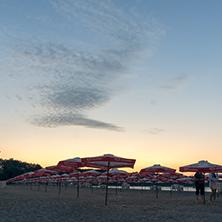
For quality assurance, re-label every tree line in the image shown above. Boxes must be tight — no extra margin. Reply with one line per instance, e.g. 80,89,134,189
0,158,42,181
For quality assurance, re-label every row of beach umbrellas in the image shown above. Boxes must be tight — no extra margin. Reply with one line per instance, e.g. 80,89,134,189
6,154,222,205
10,169,195,186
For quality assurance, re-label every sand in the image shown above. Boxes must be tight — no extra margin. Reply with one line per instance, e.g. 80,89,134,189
0,185,222,222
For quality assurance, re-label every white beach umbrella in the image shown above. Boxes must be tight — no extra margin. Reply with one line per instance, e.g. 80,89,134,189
179,160,222,204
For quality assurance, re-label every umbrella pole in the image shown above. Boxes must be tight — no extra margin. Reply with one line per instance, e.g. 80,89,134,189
59,176,61,195
45,182,47,193
105,161,110,206
77,170,80,198
203,173,205,205
38,179,40,191
170,181,172,196
115,175,118,196
156,173,158,198
216,173,219,198
91,176,93,193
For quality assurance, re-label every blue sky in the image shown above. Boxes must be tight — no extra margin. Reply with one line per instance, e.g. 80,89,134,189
1,0,222,172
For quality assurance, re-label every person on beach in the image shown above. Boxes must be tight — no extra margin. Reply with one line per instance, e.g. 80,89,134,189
209,171,219,202
194,171,204,202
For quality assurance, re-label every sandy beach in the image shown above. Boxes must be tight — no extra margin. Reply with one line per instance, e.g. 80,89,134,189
1,185,222,222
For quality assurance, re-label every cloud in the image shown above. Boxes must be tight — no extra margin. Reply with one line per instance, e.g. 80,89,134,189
30,112,124,131
158,75,190,93
1,1,164,130
145,128,165,135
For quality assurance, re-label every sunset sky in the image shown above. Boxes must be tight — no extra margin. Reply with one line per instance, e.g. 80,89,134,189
1,0,222,173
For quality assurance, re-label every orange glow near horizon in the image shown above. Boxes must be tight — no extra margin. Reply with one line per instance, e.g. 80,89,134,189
1,121,221,178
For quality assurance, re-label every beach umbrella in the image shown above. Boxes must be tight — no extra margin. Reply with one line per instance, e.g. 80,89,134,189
46,165,64,172
179,160,222,173
96,175,107,184
108,169,129,177
105,169,129,195
82,154,136,205
45,165,75,193
176,176,193,184
57,157,84,168
102,169,129,184
46,165,76,173
140,164,176,198
131,173,140,179
125,176,137,183
179,160,222,204
34,169,58,177
69,171,80,177
21,172,36,179
57,157,85,197
33,169,58,191
81,170,101,177
158,172,184,195
82,170,101,193
159,172,183,179
82,154,136,170
140,164,176,174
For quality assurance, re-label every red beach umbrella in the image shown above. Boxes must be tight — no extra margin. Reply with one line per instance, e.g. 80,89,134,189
82,154,136,205
57,157,84,168
69,171,80,177
57,157,85,197
176,176,193,184
140,164,176,198
46,165,63,172
179,160,222,173
33,169,58,192
140,164,176,174
81,170,101,177
108,169,129,177
46,165,76,173
81,170,101,192
82,154,135,170
179,160,222,204
21,172,36,179
34,169,58,177
45,165,72,194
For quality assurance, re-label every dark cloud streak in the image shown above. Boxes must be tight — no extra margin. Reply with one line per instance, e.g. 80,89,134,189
30,113,124,131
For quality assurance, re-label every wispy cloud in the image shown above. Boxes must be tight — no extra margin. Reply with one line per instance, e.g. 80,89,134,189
1,0,164,130
158,75,190,93
145,128,165,135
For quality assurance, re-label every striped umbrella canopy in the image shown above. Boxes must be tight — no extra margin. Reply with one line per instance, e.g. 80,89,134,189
82,154,136,170
140,164,176,174
82,154,136,205
140,164,176,198
179,160,222,173
57,157,85,197
108,169,129,176
57,157,84,168
34,169,58,177
180,160,222,205
81,170,101,176
46,165,75,173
